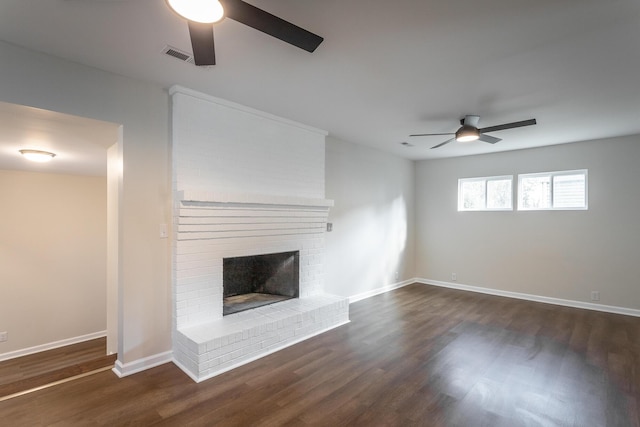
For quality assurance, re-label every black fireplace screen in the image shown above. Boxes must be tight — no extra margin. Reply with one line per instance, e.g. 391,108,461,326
223,251,299,315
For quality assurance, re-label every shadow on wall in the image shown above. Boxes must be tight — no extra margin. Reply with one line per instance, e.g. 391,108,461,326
325,196,407,297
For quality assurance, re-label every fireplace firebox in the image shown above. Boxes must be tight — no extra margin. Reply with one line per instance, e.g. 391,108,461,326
223,251,299,316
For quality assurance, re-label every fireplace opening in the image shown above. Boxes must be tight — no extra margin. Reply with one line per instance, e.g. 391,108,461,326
223,251,299,316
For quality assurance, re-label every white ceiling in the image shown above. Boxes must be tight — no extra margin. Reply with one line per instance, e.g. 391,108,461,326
0,101,119,176
0,0,639,170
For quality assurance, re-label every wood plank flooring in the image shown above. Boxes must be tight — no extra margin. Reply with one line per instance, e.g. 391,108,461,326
1,284,639,426
0,337,115,399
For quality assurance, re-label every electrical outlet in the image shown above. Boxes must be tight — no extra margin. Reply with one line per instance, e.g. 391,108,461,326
451,273,457,281
395,271,399,280
591,291,600,302
0,332,7,342
326,222,333,232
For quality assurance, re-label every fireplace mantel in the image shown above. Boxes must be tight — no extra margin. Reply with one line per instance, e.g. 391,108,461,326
178,190,334,209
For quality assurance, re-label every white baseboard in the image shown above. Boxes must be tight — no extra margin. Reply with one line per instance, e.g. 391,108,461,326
348,279,414,304
0,330,107,362
416,278,640,318
171,358,200,383
112,351,173,378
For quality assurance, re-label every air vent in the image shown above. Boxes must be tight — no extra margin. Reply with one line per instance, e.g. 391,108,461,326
162,46,194,64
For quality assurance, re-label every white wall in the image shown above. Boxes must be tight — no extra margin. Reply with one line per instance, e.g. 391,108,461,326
0,170,106,355
0,40,172,366
325,136,415,300
106,141,121,356
416,135,640,310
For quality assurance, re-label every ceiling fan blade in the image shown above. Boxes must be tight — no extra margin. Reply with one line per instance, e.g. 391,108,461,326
188,21,216,66
221,0,323,52
478,134,502,144
409,132,455,137
462,115,480,127
479,118,537,134
431,138,455,149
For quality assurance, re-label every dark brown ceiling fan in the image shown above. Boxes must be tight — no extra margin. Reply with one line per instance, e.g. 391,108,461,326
410,115,537,149
166,0,324,66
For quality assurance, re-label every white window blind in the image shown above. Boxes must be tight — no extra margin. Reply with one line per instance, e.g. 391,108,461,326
553,173,586,208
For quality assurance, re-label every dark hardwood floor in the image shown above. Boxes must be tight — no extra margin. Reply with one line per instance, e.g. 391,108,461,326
0,337,115,399
1,284,639,426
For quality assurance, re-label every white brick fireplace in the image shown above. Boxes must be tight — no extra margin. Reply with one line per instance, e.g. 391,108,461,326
170,87,349,382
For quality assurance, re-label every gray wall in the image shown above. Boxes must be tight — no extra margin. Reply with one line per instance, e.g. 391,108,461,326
325,136,415,299
0,40,172,365
416,135,640,310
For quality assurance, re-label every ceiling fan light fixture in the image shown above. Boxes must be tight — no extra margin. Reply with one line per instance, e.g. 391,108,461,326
166,0,224,24
19,149,56,163
455,126,480,142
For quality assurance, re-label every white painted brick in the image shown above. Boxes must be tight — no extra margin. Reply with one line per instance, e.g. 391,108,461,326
173,91,325,202
174,295,349,377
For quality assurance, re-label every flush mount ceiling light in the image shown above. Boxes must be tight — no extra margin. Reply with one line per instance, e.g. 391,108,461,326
166,0,225,24
19,149,56,163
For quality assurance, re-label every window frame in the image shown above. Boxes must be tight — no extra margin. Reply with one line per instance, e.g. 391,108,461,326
457,175,514,212
517,169,588,211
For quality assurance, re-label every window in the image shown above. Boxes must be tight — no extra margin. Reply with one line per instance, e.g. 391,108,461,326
518,169,587,210
458,176,513,211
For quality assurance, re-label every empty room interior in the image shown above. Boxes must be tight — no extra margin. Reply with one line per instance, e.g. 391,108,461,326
0,0,639,425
